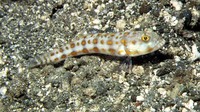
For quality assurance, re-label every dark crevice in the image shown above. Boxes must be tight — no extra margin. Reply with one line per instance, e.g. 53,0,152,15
50,4,64,19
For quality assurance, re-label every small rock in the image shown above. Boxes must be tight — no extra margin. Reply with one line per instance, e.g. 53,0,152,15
92,19,101,25
139,1,152,14
157,88,167,97
170,0,183,11
189,44,200,62
182,99,195,110
116,19,126,30
179,9,192,28
132,66,144,75
160,10,179,26
136,95,144,101
0,49,5,65
0,67,8,78
83,87,96,97
0,86,7,98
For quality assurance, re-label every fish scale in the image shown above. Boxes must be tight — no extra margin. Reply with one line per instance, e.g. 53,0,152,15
27,30,165,68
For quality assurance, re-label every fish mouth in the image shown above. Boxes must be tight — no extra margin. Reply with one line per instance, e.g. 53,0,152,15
146,39,165,54
154,39,165,51
134,39,165,56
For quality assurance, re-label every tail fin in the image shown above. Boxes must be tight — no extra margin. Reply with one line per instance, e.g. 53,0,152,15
25,53,51,68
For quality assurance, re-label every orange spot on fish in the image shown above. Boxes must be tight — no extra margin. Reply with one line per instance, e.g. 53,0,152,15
107,40,113,45
61,54,67,59
97,33,102,37
116,41,119,44
109,33,115,37
100,40,104,44
70,43,75,48
120,39,127,46
108,48,116,55
125,49,131,55
59,48,64,52
76,42,80,46
147,47,153,52
81,40,86,46
82,48,89,53
132,40,136,44
88,40,91,44
50,52,55,56
124,32,130,36
70,51,77,56
54,58,59,62
101,48,106,53
93,38,98,44
93,47,99,52
118,50,125,55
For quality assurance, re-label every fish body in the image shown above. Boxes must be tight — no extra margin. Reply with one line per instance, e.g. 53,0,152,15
27,30,165,68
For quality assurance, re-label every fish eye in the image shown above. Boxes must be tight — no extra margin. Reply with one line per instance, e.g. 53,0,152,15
141,35,150,42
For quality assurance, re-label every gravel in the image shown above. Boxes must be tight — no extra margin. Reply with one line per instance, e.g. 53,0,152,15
0,0,200,111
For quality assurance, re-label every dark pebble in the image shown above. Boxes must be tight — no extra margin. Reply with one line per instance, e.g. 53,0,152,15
179,9,192,28
139,1,152,14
